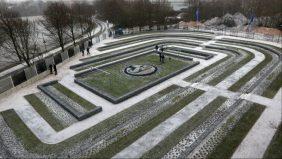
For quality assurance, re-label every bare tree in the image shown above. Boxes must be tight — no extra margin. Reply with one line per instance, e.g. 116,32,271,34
152,0,173,25
95,0,173,28
15,19,40,66
72,2,94,37
72,2,96,41
65,5,78,45
0,5,22,62
82,15,96,41
0,4,39,67
41,2,68,52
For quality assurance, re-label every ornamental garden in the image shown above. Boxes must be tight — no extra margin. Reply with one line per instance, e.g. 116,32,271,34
0,30,281,159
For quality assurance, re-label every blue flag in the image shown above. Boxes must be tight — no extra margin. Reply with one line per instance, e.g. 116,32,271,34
247,15,255,32
249,15,255,25
196,8,200,22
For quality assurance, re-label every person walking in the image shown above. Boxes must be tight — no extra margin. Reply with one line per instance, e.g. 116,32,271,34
49,64,53,74
53,64,57,75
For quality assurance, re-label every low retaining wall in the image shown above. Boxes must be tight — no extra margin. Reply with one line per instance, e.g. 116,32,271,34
74,54,199,104
100,34,208,51
168,47,214,60
0,77,14,94
0,71,49,99
73,39,200,70
38,80,102,121
74,51,155,77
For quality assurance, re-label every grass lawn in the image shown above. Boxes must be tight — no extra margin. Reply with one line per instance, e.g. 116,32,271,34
78,54,195,98
185,54,231,82
52,83,96,111
208,49,254,86
262,71,282,99
91,89,205,158
1,110,42,152
141,96,227,158
207,103,265,159
0,85,181,155
263,123,282,158
228,46,272,92
25,94,65,131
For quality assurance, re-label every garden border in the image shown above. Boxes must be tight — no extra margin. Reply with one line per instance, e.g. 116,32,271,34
37,80,102,121
74,55,199,104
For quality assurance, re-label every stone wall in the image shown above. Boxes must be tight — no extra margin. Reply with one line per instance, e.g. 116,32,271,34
0,77,14,94
24,65,38,80
61,51,69,61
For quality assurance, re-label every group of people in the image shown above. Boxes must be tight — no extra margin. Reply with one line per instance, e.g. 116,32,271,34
81,46,91,56
49,64,58,75
80,40,93,56
155,45,165,63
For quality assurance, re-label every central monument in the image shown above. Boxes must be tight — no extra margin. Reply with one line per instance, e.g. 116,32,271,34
124,64,157,76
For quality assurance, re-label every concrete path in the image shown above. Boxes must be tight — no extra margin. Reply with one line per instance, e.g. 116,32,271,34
215,36,282,48
232,89,281,158
15,105,57,143
47,42,227,144
100,37,204,54
111,32,213,41
0,33,279,150
113,43,265,158
273,88,282,102
0,36,226,144
113,91,219,158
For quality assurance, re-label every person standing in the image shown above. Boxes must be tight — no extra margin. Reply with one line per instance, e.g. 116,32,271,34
53,64,57,75
155,45,159,52
161,54,165,63
82,49,85,56
49,64,53,74
87,47,90,55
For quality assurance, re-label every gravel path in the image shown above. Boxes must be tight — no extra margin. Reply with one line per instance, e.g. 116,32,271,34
35,92,77,127
112,42,265,158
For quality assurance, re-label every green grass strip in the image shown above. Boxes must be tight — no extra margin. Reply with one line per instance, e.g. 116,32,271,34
25,94,65,131
81,54,192,98
208,49,254,86
263,123,282,158
185,55,231,81
0,85,180,154
53,83,96,111
141,96,227,159
91,89,205,158
262,71,282,99
207,103,265,159
229,48,273,92
1,109,42,151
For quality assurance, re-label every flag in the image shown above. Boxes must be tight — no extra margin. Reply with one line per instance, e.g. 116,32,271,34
249,15,255,25
248,15,255,32
196,8,200,22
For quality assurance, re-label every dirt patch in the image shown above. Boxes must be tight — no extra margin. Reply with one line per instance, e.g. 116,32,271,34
179,21,204,28
252,27,282,36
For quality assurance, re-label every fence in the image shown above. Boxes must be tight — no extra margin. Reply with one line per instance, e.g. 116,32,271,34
115,24,282,44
